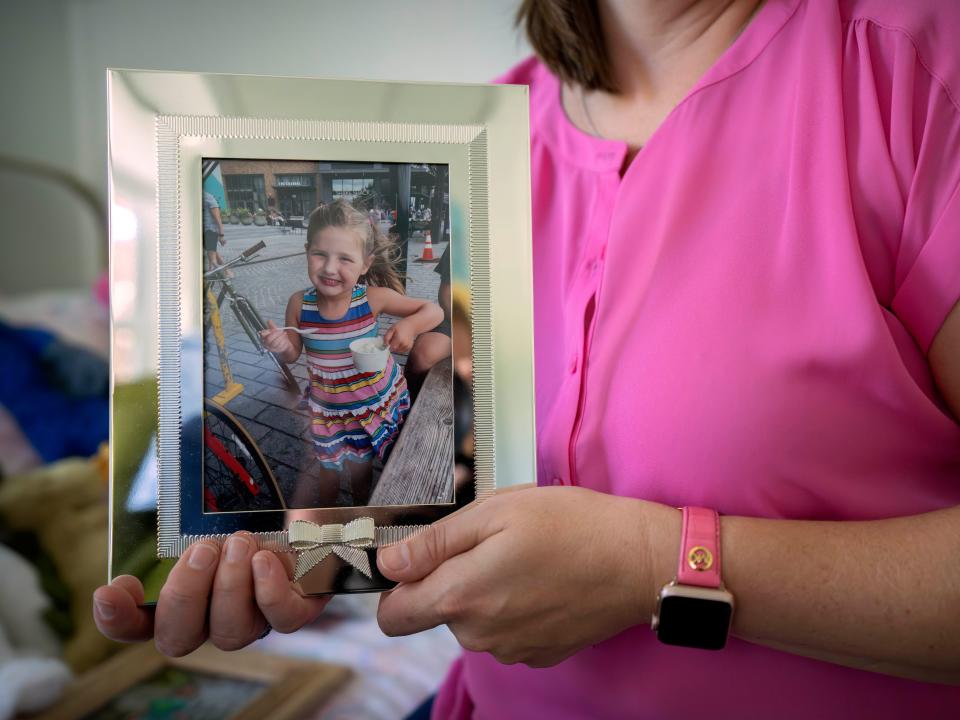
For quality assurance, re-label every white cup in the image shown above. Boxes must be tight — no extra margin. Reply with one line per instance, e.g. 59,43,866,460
349,337,389,374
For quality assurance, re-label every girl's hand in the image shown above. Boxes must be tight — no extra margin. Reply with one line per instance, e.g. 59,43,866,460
384,319,417,354
376,487,676,668
260,320,294,355
92,532,330,656
366,289,442,351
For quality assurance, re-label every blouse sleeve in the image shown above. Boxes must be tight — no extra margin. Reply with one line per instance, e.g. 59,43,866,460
879,22,960,353
892,176,960,353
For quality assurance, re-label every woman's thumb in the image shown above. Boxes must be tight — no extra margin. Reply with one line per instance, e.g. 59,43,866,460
377,514,483,583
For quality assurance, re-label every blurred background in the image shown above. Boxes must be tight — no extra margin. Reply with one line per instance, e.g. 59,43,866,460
0,0,529,293
0,2,528,718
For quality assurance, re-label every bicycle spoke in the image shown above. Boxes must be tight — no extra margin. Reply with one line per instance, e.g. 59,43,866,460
203,403,284,512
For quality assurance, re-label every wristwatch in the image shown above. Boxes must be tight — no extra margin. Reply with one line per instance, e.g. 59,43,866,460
651,507,734,650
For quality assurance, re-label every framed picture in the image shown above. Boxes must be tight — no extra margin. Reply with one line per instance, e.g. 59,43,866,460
107,70,534,595
33,642,349,720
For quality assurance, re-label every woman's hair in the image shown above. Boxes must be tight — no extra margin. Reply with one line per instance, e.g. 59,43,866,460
516,0,617,93
306,199,405,294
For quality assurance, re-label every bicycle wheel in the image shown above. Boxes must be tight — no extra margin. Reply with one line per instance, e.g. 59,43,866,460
231,296,300,392
203,399,287,512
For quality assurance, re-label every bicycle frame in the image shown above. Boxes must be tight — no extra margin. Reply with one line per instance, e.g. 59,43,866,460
217,283,269,355
204,242,265,406
204,240,299,405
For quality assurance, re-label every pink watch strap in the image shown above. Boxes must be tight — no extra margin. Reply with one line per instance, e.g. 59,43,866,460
676,507,722,588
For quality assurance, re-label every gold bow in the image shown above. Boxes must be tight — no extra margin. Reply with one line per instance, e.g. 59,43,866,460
288,518,376,581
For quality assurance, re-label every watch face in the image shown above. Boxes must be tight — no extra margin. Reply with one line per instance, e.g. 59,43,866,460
656,594,732,650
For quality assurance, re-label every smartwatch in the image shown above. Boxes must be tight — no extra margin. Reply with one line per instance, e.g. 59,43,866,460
651,507,734,650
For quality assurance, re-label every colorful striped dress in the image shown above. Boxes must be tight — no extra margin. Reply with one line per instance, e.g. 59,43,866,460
300,284,410,469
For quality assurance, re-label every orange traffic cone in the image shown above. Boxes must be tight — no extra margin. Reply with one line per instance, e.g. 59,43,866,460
418,230,436,262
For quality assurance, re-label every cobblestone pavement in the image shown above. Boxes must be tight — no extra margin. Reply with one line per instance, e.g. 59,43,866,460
204,222,447,507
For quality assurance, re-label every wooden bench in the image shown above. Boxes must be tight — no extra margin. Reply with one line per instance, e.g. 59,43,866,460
370,356,454,505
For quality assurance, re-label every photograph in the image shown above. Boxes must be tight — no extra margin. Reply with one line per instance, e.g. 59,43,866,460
200,159,455,513
10,2,960,719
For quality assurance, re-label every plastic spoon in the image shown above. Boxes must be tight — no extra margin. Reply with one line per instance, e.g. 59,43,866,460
271,326,323,337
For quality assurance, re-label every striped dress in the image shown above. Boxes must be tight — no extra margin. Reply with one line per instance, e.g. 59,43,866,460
300,284,410,470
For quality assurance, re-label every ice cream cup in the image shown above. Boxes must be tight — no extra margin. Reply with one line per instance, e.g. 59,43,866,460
349,336,389,374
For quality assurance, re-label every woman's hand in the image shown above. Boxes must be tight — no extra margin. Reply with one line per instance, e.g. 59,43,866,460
384,318,417,354
260,320,295,356
376,487,676,668
92,532,330,656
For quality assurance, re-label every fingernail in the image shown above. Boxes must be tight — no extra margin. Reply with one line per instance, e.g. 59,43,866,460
226,535,249,563
95,598,116,620
189,543,217,570
252,554,271,581
380,543,410,572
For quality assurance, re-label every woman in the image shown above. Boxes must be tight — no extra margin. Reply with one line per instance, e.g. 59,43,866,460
95,1,960,717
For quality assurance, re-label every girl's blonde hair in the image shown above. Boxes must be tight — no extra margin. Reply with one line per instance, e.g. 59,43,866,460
306,199,405,294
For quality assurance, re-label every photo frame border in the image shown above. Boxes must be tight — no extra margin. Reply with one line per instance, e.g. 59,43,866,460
158,119,491,556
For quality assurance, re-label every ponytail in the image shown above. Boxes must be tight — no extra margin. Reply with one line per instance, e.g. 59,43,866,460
364,218,406,294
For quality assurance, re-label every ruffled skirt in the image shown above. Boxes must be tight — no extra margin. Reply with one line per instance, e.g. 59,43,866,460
309,372,411,470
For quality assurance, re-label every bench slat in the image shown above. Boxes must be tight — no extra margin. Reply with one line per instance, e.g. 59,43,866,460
370,356,454,506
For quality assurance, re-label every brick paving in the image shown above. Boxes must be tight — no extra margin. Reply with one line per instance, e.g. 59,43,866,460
204,222,446,507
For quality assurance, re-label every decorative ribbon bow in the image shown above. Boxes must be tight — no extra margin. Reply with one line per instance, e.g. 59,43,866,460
288,518,376,581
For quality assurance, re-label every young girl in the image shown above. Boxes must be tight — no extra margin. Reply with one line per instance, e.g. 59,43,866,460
260,199,443,506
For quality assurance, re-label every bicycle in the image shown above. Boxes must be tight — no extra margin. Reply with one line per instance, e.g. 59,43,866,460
203,399,287,511
202,240,298,511
204,240,299,404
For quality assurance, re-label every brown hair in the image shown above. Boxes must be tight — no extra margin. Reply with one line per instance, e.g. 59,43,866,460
306,199,405,294
516,0,617,93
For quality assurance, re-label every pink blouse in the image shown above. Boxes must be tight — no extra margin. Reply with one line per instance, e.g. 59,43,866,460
435,0,960,717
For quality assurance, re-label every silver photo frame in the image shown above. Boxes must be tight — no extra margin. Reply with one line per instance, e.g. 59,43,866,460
107,70,534,596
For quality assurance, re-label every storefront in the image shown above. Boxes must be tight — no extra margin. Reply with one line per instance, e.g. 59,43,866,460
274,173,316,218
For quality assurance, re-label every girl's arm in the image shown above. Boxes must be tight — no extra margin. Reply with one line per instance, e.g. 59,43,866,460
259,291,304,364
367,286,444,353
